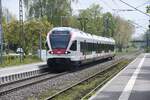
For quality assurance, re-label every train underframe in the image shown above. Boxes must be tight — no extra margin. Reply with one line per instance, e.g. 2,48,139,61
47,58,81,71
47,54,115,71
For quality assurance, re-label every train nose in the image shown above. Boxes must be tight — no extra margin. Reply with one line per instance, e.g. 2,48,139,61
52,49,66,54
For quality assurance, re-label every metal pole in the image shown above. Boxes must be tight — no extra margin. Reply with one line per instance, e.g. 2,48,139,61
39,0,43,17
0,0,3,64
39,0,42,60
39,32,42,60
146,31,149,52
19,0,24,62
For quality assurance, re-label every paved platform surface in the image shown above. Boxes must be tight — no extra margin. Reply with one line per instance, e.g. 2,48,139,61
89,53,150,100
0,62,46,77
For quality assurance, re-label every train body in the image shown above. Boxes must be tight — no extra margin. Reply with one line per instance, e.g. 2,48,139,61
46,27,115,70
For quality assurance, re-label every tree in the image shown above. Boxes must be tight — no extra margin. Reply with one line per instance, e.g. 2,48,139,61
146,6,150,13
78,4,103,35
102,12,116,37
23,17,53,54
23,0,74,26
2,16,53,54
2,18,20,51
114,16,135,51
2,8,17,52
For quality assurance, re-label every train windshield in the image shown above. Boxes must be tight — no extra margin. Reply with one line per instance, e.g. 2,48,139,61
50,31,70,49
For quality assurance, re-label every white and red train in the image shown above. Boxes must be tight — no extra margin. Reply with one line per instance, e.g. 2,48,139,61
46,27,115,70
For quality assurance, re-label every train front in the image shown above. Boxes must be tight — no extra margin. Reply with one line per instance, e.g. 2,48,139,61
46,28,73,70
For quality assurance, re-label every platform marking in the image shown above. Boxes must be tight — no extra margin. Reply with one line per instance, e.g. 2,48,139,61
118,54,146,100
89,55,140,100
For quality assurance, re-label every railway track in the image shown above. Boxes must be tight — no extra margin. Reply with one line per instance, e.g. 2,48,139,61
0,57,122,97
0,71,68,96
44,52,140,100
45,58,126,100
0,52,140,99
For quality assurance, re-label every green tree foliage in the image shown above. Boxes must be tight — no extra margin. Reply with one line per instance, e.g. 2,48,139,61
78,4,103,35
2,1,135,55
114,16,135,51
23,0,73,26
146,6,150,13
77,4,116,37
2,17,52,54
69,15,80,28
102,12,116,37
23,17,53,54
2,17,20,48
2,8,17,47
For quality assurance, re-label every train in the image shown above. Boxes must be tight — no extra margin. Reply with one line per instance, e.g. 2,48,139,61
46,27,115,71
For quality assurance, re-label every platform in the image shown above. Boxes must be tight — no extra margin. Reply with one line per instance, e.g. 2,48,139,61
0,62,46,77
89,53,150,100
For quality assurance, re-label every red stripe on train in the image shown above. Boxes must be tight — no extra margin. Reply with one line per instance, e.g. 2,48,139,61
52,48,66,54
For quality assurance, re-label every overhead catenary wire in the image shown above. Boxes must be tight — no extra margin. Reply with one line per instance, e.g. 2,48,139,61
136,1,150,8
100,0,145,33
119,0,150,17
132,21,147,30
110,0,148,31
118,0,149,35
99,0,122,17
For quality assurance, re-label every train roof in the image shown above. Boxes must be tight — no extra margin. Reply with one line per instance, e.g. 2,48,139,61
51,27,73,31
49,27,115,45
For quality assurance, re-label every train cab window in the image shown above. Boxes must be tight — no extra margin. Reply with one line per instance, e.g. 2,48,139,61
50,31,71,49
70,40,77,51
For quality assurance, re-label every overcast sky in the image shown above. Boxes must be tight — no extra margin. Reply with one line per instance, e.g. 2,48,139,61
2,0,150,38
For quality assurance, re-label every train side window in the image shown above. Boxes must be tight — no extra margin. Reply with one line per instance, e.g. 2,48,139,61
98,43,101,53
112,45,115,51
70,40,77,51
80,42,83,51
80,41,87,55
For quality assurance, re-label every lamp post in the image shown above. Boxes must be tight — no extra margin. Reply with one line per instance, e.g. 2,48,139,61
39,32,42,60
19,0,24,62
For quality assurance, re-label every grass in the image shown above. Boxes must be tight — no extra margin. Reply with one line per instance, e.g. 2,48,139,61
35,59,131,100
0,55,42,68
116,47,139,56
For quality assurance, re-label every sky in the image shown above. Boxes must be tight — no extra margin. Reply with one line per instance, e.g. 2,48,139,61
2,0,19,18
2,0,150,38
